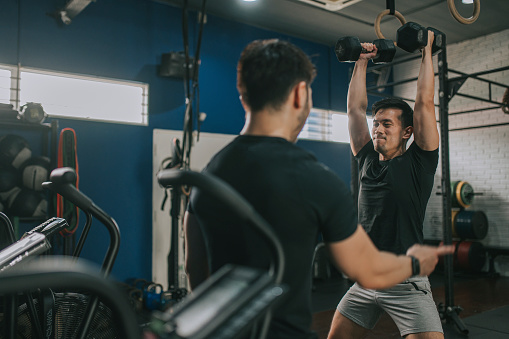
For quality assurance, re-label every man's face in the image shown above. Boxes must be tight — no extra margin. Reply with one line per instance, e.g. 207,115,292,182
372,108,409,156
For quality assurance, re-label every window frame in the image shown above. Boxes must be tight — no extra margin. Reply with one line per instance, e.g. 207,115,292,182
0,64,149,126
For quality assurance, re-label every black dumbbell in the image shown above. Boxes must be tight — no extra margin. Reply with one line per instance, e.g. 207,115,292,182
397,22,445,54
396,22,428,53
427,27,445,54
335,36,396,64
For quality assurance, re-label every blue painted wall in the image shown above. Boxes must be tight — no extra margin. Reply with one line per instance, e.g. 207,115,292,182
1,0,368,283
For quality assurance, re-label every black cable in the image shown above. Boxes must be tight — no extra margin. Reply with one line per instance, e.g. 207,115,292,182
182,0,191,101
192,0,207,85
181,0,192,171
15,0,21,109
193,0,207,141
180,0,207,168
0,212,15,244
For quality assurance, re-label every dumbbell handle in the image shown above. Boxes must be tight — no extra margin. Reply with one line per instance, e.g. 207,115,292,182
360,47,376,54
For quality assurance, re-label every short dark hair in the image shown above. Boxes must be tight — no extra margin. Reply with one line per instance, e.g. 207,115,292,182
372,98,414,128
237,39,316,113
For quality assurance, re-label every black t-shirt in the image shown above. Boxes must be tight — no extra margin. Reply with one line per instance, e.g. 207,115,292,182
356,140,439,254
189,135,357,339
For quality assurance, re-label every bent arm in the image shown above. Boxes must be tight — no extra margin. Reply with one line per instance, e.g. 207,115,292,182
326,225,453,290
413,30,439,151
183,211,209,290
348,44,375,155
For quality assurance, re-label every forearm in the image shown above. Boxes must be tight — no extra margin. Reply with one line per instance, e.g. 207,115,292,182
347,59,370,116
328,226,451,290
356,251,412,290
328,227,412,290
415,46,435,110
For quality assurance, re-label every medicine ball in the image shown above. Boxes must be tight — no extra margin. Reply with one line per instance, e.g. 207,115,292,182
19,156,51,191
0,186,21,206
7,187,47,218
0,165,21,196
0,134,32,169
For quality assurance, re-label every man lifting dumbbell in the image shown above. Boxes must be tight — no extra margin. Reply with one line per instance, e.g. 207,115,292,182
328,29,446,339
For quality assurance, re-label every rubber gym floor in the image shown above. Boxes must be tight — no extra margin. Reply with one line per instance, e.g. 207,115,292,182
311,271,509,338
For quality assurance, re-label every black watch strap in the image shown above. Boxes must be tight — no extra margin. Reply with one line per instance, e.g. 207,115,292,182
410,255,420,276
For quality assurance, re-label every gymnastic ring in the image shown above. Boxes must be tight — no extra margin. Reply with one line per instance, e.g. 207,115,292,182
374,9,407,45
447,0,480,25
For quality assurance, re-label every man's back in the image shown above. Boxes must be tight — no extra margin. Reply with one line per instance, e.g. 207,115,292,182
189,135,357,339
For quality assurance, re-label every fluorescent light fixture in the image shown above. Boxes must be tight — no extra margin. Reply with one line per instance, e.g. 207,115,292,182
462,0,474,4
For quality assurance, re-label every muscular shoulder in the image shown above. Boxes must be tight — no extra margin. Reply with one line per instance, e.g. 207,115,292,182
405,142,439,174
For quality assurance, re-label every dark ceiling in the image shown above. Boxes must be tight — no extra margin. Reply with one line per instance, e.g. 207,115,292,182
160,0,509,53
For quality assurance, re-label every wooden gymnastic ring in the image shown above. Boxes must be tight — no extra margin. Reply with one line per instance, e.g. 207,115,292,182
447,0,480,25
374,9,407,45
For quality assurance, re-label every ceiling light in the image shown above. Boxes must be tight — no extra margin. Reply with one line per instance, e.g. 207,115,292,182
462,0,474,4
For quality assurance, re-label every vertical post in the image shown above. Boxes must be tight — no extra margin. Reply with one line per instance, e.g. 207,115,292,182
437,45,455,309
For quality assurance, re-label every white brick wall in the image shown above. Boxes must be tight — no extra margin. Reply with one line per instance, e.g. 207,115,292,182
393,29,509,249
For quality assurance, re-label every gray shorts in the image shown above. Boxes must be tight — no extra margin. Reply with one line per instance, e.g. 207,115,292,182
337,276,443,337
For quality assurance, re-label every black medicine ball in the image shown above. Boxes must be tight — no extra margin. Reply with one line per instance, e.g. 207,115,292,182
0,134,32,169
19,156,51,191
0,165,21,194
7,188,47,218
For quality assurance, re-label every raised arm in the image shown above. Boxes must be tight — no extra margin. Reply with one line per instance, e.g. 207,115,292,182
327,225,453,290
183,211,209,290
413,30,439,151
347,43,376,155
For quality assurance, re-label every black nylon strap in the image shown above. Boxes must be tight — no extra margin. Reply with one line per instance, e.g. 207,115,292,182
387,0,395,15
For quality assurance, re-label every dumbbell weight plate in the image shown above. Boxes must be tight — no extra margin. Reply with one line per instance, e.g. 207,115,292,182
456,210,489,240
427,27,445,55
456,241,486,272
335,36,362,62
372,39,396,64
396,22,428,53
451,209,459,238
451,180,474,208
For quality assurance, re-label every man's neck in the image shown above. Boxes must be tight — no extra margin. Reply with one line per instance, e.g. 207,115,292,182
241,110,295,142
378,145,407,161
